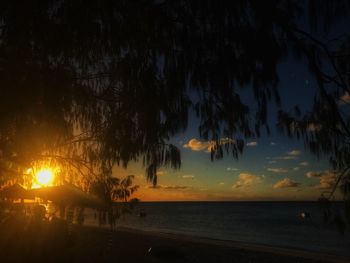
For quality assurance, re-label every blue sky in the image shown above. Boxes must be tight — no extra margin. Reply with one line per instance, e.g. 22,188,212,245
112,54,340,201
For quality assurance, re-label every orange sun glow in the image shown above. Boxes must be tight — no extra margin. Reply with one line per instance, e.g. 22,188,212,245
32,168,55,188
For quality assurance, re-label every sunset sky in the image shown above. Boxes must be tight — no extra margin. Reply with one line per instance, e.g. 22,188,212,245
114,58,345,201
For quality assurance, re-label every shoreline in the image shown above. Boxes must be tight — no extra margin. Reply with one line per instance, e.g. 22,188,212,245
112,226,350,263
1,219,349,263
81,223,350,262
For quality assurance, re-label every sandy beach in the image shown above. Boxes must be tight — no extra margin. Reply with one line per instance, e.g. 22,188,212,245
1,217,348,263
114,227,350,263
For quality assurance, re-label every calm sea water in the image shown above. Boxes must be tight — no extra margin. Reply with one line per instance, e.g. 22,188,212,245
87,202,350,256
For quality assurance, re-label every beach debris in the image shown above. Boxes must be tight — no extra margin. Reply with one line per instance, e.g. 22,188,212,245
148,245,185,260
299,211,311,219
139,209,147,218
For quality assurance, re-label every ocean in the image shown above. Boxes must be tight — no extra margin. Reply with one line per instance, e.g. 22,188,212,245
87,201,350,256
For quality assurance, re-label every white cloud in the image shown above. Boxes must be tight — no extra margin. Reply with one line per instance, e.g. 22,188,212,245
267,168,288,173
269,160,277,164
182,175,195,179
246,141,258,147
183,138,210,152
293,167,300,171
156,171,167,176
226,167,239,171
273,150,301,161
232,173,261,188
273,178,300,189
306,170,338,189
148,185,191,190
135,174,145,179
270,142,276,146
306,171,321,178
183,138,234,152
287,150,301,156
317,174,337,189
307,123,321,132
338,92,350,105
299,161,309,166
275,156,298,160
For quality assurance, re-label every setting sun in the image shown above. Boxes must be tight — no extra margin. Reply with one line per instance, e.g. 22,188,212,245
34,168,54,188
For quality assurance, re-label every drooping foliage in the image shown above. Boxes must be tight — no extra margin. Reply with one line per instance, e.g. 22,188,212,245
275,1,350,229
0,0,349,196
89,175,139,203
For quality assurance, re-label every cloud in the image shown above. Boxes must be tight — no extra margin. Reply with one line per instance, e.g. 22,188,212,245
293,167,300,171
226,167,239,171
287,150,301,156
317,173,337,189
306,170,338,189
273,150,301,161
183,138,234,152
135,174,146,179
148,185,191,190
232,173,261,188
156,170,167,176
182,175,195,179
338,92,350,105
275,156,297,160
307,123,321,132
218,138,235,144
183,138,210,152
306,171,321,178
246,141,258,147
270,142,276,146
299,161,309,166
273,178,300,189
268,160,277,164
162,185,190,190
267,168,289,173
219,182,225,185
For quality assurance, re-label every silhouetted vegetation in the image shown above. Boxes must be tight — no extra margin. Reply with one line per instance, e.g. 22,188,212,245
0,0,349,228
89,174,139,229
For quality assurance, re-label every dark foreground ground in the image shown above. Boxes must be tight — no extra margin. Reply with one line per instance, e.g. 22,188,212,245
0,217,349,263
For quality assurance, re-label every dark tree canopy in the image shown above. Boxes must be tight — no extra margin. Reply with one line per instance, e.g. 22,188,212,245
0,0,349,206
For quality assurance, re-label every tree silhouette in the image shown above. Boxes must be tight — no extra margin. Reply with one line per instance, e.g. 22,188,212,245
0,0,349,214
89,174,139,229
277,12,350,229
